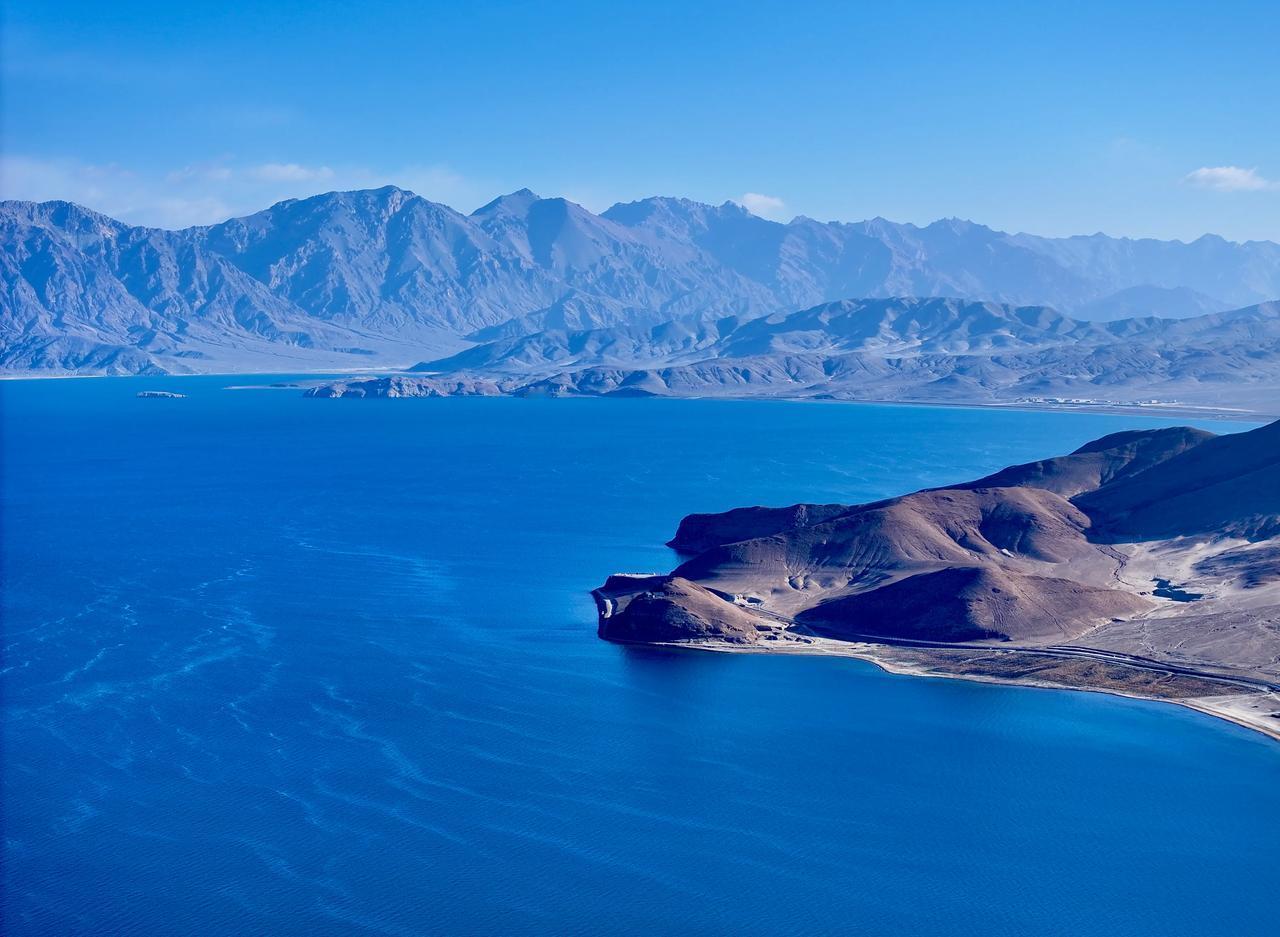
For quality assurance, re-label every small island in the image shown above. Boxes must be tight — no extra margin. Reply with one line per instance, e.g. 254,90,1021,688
595,420,1280,740
135,390,186,399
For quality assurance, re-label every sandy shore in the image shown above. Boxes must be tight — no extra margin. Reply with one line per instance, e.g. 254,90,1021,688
630,632,1280,744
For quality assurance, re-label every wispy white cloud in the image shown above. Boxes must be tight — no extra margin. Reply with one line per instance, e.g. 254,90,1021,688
165,163,235,184
248,162,336,183
737,192,788,219
1184,166,1277,192
0,155,484,227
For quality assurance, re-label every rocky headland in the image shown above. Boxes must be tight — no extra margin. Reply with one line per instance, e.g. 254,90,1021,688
594,420,1280,740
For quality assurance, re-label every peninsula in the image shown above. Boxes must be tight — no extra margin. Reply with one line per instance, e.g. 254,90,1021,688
594,420,1280,740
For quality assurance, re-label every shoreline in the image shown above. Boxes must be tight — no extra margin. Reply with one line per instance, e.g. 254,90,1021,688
621,635,1280,744
1,370,1269,422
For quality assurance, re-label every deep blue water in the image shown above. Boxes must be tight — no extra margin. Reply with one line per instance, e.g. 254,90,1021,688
2,377,1277,936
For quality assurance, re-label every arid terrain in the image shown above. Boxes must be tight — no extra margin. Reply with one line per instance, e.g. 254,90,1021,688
594,420,1280,739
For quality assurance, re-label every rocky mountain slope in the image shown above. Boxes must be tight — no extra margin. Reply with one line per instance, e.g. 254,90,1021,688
4,187,1279,375
593,420,1280,738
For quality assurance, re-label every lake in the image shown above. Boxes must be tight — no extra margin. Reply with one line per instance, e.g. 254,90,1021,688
2,377,1276,936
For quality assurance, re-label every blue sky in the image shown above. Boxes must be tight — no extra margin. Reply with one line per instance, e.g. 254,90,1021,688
3,0,1277,240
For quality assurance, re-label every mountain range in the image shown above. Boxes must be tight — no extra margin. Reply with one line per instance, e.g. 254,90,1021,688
4,186,1280,376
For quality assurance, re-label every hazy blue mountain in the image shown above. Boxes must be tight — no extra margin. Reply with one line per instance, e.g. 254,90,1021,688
602,201,1091,312
1009,231,1280,307
200,186,555,333
469,190,779,326
4,187,1279,374
1075,285,1230,321
1,200,357,374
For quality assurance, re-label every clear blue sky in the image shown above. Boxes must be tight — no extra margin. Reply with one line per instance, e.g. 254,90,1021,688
3,0,1277,240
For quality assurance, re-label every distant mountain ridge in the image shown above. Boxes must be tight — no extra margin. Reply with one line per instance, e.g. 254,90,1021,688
311,297,1280,414
419,297,1162,375
420,295,1280,374
3,186,1279,375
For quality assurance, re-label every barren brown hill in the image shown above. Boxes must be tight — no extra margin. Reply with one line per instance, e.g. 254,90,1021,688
1076,420,1280,541
592,576,761,645
795,566,1150,643
954,426,1215,498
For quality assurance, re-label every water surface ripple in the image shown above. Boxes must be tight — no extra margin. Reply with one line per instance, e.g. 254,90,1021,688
2,378,1276,936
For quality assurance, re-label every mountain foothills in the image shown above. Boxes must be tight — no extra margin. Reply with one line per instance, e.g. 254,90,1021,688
311,296,1280,413
595,419,1280,739
4,186,1280,383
